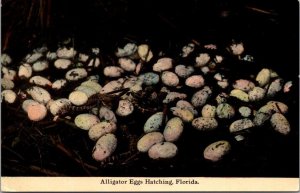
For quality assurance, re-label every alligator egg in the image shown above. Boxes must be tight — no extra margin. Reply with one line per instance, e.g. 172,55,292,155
185,75,205,88
153,57,173,72
88,121,117,141
144,112,164,133
92,133,117,161
1,90,17,104
192,117,218,131
137,132,164,153
163,117,184,142
161,71,179,87
116,99,134,116
74,114,100,130
203,140,231,162
148,142,178,159
27,103,47,121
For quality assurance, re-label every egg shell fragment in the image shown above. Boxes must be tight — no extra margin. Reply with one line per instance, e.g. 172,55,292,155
18,64,32,79
1,78,14,89
1,53,12,65
25,53,43,63
137,132,164,153
163,117,184,142
2,67,17,80
216,103,235,119
163,92,187,104
192,117,218,131
270,113,291,135
144,112,164,133
99,106,117,123
116,43,137,57
100,78,124,94
148,142,178,159
185,75,205,88
1,90,17,104
104,66,124,78
161,71,179,87
201,104,216,118
153,58,173,72
27,86,51,104
32,60,49,72
229,43,244,55
266,78,283,97
92,133,117,161
195,53,210,67
52,79,67,90
175,65,194,78
74,114,100,130
229,118,254,133
191,86,212,107
233,79,255,92
88,121,117,141
203,140,231,162
138,44,153,62
116,99,134,117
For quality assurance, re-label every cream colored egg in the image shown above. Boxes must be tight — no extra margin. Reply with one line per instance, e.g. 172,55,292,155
137,132,164,153
74,114,100,130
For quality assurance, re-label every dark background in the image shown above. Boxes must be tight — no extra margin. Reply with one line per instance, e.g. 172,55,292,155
1,0,299,177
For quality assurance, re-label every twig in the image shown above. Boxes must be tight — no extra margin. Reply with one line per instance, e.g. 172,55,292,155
29,165,64,176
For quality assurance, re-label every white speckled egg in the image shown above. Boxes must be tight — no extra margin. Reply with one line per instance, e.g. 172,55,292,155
65,68,88,81
137,132,164,153
88,121,117,141
191,86,212,107
104,66,124,77
1,78,14,89
75,85,97,97
266,78,283,97
139,72,160,86
144,112,164,133
192,117,218,131
201,104,216,118
203,140,231,162
176,100,198,116
54,59,72,69
27,86,51,104
175,65,194,78
138,44,153,62
270,113,290,135
153,57,173,72
22,99,39,112
216,103,235,119
148,142,178,159
161,71,179,87
92,133,117,161
18,63,32,79
116,99,134,116
118,58,136,72
163,117,184,142
233,79,255,92
99,106,117,123
256,68,271,87
52,79,67,90
32,60,49,72
229,118,254,133
1,90,17,104
185,75,205,88
80,80,102,92
68,90,88,106
248,87,266,101
29,76,52,87
116,43,137,57
170,107,194,122
27,103,47,121
100,78,125,94
195,53,210,67
74,114,100,130
230,89,249,102
266,101,288,114
49,98,71,115
57,47,76,59
238,106,251,117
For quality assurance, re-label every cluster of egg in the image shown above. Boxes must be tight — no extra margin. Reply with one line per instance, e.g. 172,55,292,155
1,39,294,163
